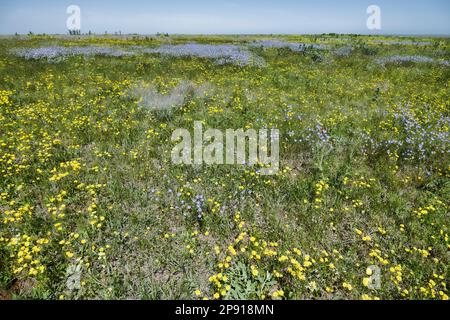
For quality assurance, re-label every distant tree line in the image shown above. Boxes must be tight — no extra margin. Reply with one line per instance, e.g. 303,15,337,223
68,29,81,35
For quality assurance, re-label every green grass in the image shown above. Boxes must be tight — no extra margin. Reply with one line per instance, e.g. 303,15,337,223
0,34,449,300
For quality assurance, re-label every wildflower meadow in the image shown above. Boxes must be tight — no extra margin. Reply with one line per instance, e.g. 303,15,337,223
0,33,449,301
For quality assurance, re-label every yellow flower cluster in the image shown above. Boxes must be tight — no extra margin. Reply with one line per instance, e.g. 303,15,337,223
1,234,49,276
0,89,14,106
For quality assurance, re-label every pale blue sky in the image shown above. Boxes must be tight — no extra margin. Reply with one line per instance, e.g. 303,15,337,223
0,0,449,35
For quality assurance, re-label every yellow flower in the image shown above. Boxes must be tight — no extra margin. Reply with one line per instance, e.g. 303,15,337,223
343,282,353,291
362,278,370,287
272,290,284,298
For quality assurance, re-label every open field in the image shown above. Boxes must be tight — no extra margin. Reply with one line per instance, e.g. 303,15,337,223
0,34,449,300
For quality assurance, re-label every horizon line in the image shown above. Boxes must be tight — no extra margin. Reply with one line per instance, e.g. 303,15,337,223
1,33,450,37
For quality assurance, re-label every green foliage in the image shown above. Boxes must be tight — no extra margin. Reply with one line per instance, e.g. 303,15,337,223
0,34,448,300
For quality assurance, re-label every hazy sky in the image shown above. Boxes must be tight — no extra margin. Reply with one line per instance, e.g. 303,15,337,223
0,0,449,35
